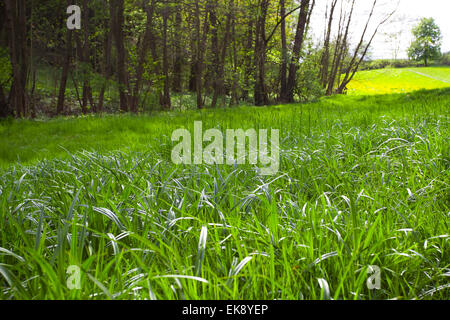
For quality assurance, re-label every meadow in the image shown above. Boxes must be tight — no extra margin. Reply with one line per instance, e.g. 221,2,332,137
346,66,450,95
0,70,449,300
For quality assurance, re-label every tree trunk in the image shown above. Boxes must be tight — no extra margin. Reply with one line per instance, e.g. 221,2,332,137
161,0,171,109
81,0,95,114
0,84,8,118
320,0,338,89
195,0,210,109
211,0,233,109
242,19,253,102
98,0,113,113
254,0,269,106
279,0,288,102
112,0,129,112
172,8,183,93
285,0,311,103
229,4,239,108
5,0,28,118
131,0,156,112
56,8,73,115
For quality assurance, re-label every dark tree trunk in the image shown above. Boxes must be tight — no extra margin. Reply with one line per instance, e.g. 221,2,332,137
161,0,171,109
189,35,197,92
172,8,183,93
0,4,11,117
285,0,311,103
131,0,156,113
5,0,28,118
195,0,210,109
0,84,8,118
211,0,233,109
98,0,114,113
112,0,129,112
254,0,269,106
56,9,73,115
81,0,95,114
242,19,253,102
229,4,239,108
279,0,288,102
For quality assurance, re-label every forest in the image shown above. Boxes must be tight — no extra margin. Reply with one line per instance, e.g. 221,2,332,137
0,0,396,117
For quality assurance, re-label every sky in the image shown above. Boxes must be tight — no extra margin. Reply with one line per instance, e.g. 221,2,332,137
308,0,450,60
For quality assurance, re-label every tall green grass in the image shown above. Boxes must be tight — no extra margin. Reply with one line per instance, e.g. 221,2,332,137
0,88,449,300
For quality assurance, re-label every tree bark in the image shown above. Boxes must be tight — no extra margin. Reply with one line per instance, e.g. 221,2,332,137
279,0,288,102
242,18,253,102
195,0,210,109
172,8,183,93
81,0,95,114
161,0,171,109
254,0,269,106
4,0,28,118
112,0,129,112
320,0,338,89
56,0,73,115
285,0,311,103
98,0,114,113
211,0,233,109
131,0,156,112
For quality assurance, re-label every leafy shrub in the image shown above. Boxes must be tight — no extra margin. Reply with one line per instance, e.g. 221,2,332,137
360,59,424,71
0,47,12,89
440,52,450,66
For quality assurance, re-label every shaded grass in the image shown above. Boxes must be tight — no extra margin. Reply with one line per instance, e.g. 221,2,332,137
0,88,449,300
1,88,449,168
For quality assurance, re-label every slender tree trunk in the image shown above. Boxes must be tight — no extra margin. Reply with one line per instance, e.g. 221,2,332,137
161,0,171,109
211,0,233,109
98,0,113,113
254,0,269,106
285,0,311,103
320,0,338,89
81,0,95,114
242,19,253,102
189,33,197,92
5,0,28,118
195,0,210,109
172,8,183,93
131,0,156,112
56,7,73,115
336,0,395,94
279,0,288,102
229,4,239,107
112,0,129,112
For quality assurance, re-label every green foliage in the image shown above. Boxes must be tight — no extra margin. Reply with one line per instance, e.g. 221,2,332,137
360,59,424,71
408,18,442,66
441,52,450,66
0,47,12,89
294,49,324,102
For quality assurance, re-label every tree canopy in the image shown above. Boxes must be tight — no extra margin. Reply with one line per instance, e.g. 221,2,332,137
408,17,442,66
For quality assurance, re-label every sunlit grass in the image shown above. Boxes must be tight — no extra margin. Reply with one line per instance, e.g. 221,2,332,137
0,88,449,300
347,67,450,95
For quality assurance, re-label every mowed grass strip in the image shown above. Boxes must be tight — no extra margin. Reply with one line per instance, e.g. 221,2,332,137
0,88,449,300
347,67,450,95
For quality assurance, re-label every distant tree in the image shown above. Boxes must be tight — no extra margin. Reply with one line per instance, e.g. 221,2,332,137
408,18,442,66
